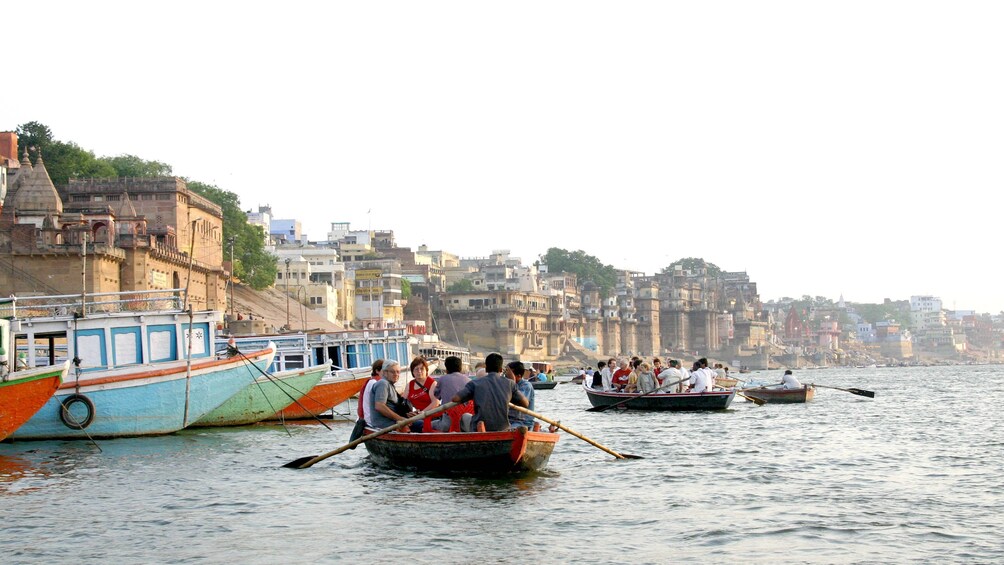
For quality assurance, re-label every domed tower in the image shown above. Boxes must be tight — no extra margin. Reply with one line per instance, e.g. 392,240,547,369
9,150,63,228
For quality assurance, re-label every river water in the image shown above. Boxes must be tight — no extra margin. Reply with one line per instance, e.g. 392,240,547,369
1,365,1001,564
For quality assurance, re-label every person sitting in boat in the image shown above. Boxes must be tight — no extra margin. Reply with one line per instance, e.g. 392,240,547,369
433,355,474,432
367,361,413,432
527,368,541,382
635,362,659,394
652,358,663,378
473,362,486,378
450,353,528,432
660,359,685,392
781,369,802,389
406,356,440,432
350,359,384,444
601,358,616,391
688,361,713,393
611,359,632,392
591,361,606,389
505,361,538,431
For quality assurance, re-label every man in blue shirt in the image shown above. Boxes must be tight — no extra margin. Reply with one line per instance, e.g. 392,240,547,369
505,361,536,430
451,353,528,432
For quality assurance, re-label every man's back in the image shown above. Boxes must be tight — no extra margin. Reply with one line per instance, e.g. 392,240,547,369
436,371,471,402
457,372,520,431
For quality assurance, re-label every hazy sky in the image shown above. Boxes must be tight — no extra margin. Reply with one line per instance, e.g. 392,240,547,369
5,2,1002,313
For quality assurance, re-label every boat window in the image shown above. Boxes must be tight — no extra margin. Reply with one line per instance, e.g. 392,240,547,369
182,322,210,359
76,329,108,371
149,324,178,362
372,343,385,361
284,354,304,370
112,327,143,366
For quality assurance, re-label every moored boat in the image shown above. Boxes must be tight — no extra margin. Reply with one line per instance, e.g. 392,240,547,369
192,362,329,427
0,359,68,441
742,385,815,404
3,290,276,440
583,384,736,411
265,367,369,420
363,426,559,473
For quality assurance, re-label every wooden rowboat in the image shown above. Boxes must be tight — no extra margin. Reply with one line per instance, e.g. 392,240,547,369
192,363,329,427
584,385,735,411
363,426,559,473
530,381,558,390
715,376,740,388
742,385,815,404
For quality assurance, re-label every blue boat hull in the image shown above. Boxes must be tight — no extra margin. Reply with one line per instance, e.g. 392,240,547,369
11,349,274,440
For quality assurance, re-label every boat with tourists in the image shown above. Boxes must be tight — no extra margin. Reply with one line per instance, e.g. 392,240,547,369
741,385,815,404
1,290,275,440
362,426,560,473
583,384,736,411
192,362,330,427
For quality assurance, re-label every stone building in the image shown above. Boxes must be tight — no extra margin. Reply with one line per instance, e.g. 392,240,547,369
0,142,226,310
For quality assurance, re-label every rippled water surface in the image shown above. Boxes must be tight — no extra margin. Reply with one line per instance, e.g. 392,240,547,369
2,366,1002,563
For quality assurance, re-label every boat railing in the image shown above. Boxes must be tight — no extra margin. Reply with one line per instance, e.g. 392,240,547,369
0,288,186,320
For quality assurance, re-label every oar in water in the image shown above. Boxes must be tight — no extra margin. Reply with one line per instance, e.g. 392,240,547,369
283,401,458,469
811,384,876,398
585,377,688,412
735,391,766,406
508,404,641,460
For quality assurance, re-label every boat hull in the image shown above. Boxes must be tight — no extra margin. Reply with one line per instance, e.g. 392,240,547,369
584,385,735,411
743,386,815,404
0,362,67,441
531,381,558,390
363,427,558,473
11,348,275,440
192,363,328,427
266,369,368,420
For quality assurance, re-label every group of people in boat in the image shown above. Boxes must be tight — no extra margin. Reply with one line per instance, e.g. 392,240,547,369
588,356,735,394
356,353,555,435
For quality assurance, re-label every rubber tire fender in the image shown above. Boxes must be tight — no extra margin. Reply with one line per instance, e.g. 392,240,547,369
60,393,95,430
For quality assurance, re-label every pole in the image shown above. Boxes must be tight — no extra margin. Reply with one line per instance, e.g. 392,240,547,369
284,258,291,331
228,237,235,319
80,231,87,316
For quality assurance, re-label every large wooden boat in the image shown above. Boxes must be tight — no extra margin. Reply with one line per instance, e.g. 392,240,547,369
584,385,736,411
742,385,815,404
192,362,329,427
266,367,369,420
363,426,559,473
2,290,275,440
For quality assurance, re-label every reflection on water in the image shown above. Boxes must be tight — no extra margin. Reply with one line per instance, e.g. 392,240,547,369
0,366,1002,563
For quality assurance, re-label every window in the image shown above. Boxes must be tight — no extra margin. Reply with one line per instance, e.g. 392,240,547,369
156,194,170,200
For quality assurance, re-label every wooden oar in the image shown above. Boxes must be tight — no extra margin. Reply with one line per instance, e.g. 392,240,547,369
283,401,458,469
811,384,875,398
735,391,766,406
509,404,641,460
585,377,687,412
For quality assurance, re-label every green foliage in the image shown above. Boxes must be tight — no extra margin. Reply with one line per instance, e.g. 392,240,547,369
401,279,412,300
851,301,910,326
661,257,722,277
541,248,617,296
42,141,118,187
447,279,475,292
187,180,277,290
103,154,173,177
15,121,53,153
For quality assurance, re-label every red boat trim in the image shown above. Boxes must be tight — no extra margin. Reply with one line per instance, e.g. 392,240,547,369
55,346,274,390
364,429,559,444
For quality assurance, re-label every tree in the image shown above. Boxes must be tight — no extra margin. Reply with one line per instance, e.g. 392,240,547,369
661,258,722,277
447,279,475,292
14,121,53,157
42,141,117,186
187,180,277,290
103,154,173,177
401,279,412,300
540,248,617,296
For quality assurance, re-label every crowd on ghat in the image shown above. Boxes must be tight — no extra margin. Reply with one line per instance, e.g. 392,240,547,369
356,353,557,435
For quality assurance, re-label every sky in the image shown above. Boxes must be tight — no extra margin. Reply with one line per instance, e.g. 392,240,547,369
5,1,1003,313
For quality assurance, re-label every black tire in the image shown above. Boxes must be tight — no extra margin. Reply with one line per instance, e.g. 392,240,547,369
60,393,95,430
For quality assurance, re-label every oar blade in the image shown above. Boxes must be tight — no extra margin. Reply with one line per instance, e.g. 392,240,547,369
585,405,611,413
847,388,876,398
282,456,317,469
617,453,644,459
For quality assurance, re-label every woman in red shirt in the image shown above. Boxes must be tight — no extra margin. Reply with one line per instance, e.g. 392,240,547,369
406,357,440,432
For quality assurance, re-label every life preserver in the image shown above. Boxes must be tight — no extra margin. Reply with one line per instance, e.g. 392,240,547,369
60,393,95,429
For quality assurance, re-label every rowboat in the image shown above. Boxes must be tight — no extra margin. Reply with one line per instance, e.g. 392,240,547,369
265,367,370,420
0,361,68,441
3,290,276,440
584,384,736,411
715,376,740,388
742,385,815,404
192,362,329,427
363,426,559,473
531,381,558,390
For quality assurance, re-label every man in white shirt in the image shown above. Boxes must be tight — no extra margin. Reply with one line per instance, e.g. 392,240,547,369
660,360,685,392
781,369,802,389
601,358,615,391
